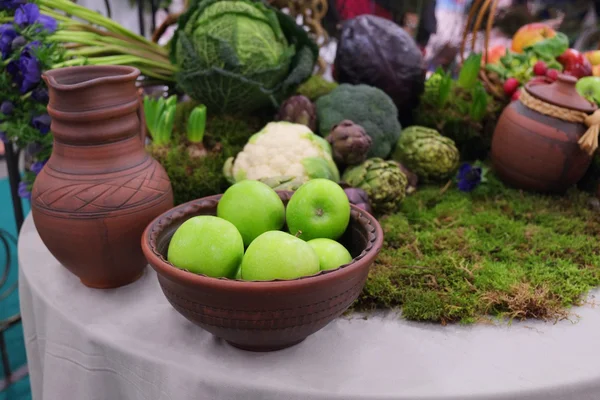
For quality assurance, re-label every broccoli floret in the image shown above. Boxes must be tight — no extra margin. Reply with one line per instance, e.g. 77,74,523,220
315,84,402,159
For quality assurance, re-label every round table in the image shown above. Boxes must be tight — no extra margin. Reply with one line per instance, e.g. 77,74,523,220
19,215,600,400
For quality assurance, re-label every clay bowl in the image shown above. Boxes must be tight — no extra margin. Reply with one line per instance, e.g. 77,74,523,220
142,191,384,352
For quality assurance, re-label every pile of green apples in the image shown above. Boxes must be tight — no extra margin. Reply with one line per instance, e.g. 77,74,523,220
167,179,354,281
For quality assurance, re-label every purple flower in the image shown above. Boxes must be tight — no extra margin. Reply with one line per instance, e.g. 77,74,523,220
0,24,17,59
15,4,39,27
31,87,48,103
37,14,57,33
32,114,51,134
7,45,41,93
14,4,56,33
30,160,46,175
0,0,24,10
0,100,14,116
0,131,7,143
457,163,482,192
18,181,31,200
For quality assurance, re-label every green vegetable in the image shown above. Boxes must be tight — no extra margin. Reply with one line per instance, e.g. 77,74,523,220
296,75,339,101
457,53,482,90
526,32,569,60
144,95,177,146
187,105,207,144
415,63,500,161
469,85,488,121
342,158,408,215
316,84,402,159
223,121,339,185
392,126,460,182
171,0,318,114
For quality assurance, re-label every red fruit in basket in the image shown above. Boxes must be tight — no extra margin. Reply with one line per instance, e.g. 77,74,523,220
533,61,548,76
546,68,559,81
511,89,521,101
557,49,592,79
503,78,520,96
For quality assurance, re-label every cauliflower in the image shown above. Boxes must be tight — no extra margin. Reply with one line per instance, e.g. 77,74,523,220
223,122,340,186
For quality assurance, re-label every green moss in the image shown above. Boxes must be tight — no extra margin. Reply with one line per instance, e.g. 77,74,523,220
150,100,268,205
354,173,600,324
296,75,339,102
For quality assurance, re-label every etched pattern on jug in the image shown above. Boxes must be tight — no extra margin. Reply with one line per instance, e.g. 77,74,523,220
34,161,171,214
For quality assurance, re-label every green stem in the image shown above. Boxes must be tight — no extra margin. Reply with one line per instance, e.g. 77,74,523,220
52,56,176,81
0,17,12,23
66,44,169,64
40,0,164,53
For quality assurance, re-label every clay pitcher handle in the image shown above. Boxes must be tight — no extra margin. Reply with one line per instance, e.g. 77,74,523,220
137,88,147,145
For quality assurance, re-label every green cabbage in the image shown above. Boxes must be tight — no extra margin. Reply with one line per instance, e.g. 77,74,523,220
172,0,318,114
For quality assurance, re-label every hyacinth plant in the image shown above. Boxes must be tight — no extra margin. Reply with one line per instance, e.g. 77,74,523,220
0,0,174,199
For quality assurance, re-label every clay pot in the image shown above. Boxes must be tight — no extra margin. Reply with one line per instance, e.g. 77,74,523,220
491,74,596,193
141,191,384,352
32,65,174,289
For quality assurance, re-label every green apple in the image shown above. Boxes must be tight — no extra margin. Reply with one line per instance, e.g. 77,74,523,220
217,180,285,247
167,216,244,278
240,231,320,281
286,179,351,241
308,238,353,271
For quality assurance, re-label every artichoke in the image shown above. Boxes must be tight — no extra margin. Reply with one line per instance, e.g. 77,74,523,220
342,158,408,215
276,95,317,132
392,126,460,182
325,120,373,166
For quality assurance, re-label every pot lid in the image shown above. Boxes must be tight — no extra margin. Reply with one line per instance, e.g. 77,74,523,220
525,74,597,113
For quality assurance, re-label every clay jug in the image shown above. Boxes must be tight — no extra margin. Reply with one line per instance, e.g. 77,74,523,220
32,65,174,288
491,74,597,193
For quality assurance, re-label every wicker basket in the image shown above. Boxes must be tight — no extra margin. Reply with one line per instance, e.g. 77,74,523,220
459,0,505,101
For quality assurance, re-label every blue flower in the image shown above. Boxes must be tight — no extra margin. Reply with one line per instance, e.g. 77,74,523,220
0,24,17,59
7,43,41,93
31,87,48,103
32,113,51,134
37,14,57,33
0,100,14,116
30,160,46,175
457,163,482,192
0,0,24,10
18,181,31,200
15,3,39,27
0,131,7,143
14,4,56,33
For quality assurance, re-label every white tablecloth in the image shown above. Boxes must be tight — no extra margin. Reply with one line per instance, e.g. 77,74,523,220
18,215,600,400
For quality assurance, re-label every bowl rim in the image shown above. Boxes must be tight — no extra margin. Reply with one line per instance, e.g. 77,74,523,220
141,191,384,292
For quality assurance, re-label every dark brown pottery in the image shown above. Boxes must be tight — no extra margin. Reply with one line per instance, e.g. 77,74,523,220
141,191,384,352
491,74,596,193
32,65,174,289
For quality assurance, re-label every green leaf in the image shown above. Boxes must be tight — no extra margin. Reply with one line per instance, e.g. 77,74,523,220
469,84,488,122
457,53,482,90
526,32,569,60
485,63,508,79
438,73,453,107
187,104,207,143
